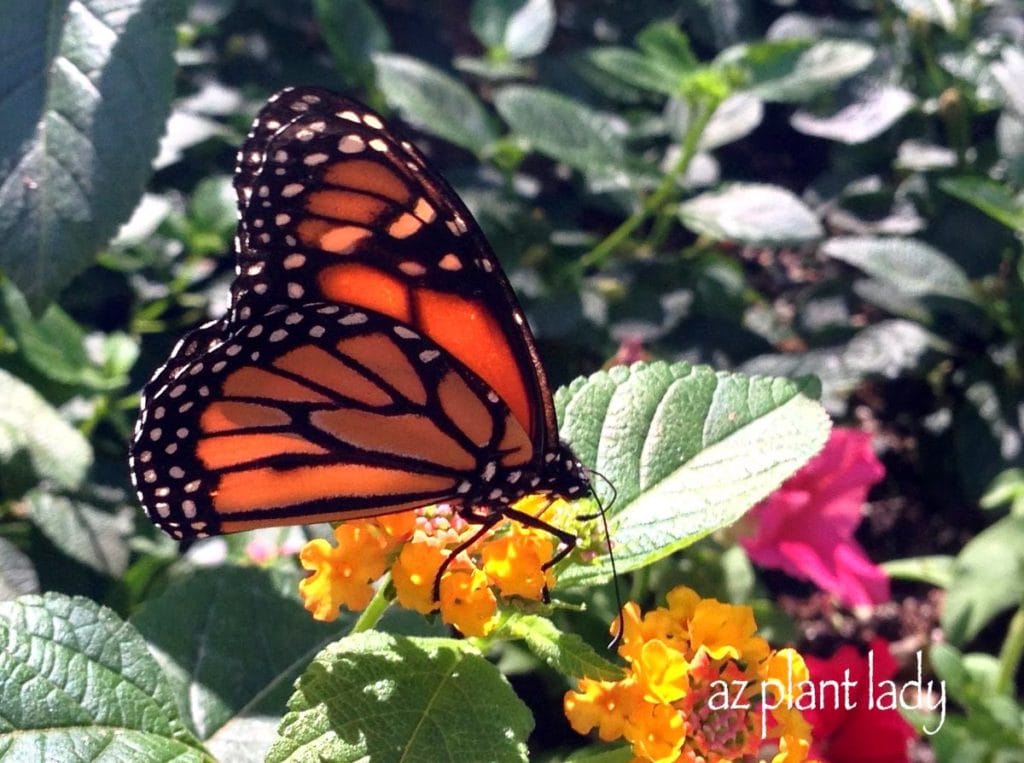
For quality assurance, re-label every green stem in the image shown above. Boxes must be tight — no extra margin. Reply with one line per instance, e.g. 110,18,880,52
577,97,718,271
995,604,1024,695
349,573,393,634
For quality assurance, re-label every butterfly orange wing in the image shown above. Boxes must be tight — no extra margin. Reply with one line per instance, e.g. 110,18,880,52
230,87,557,452
130,304,536,538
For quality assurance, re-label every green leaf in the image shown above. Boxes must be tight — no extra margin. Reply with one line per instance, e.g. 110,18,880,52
471,0,521,49
585,47,683,96
266,633,533,763
0,278,129,390
743,320,937,412
790,85,915,144
993,47,1024,118
565,745,633,762
313,0,391,89
942,515,1024,646
26,491,134,576
883,555,956,588
373,54,496,154
636,21,698,73
981,468,1024,516
940,177,1024,232
131,565,340,742
495,86,625,172
679,183,823,246
0,538,38,600
696,93,764,149
206,716,283,763
498,614,624,681
0,593,207,761
0,0,184,309
554,362,831,583
0,368,92,494
724,38,875,103
504,0,556,59
891,0,957,31
822,236,973,300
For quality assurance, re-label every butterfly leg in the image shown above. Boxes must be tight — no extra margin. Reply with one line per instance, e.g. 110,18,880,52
432,507,503,602
497,502,578,603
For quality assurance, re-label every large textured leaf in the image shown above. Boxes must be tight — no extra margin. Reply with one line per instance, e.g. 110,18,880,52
131,565,340,743
0,593,207,761
0,368,92,493
555,362,830,584
266,633,533,763
373,54,497,155
0,0,184,308
679,183,823,246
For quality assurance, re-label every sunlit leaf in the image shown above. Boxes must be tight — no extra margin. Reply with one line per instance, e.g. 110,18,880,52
267,633,533,762
0,0,184,308
555,362,830,584
0,593,206,760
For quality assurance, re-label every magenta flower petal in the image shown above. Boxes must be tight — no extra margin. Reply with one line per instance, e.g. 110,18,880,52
740,428,891,606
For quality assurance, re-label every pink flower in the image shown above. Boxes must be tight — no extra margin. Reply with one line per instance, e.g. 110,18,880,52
740,428,890,606
802,638,915,762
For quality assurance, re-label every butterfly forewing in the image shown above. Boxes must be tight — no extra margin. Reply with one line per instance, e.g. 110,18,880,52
132,86,592,541
129,303,537,539
230,87,557,449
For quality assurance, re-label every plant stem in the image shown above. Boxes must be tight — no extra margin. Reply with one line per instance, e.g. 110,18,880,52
350,573,393,634
577,97,718,271
995,603,1024,695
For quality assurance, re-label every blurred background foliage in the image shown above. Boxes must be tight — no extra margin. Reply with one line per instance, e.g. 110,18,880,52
1,0,1024,759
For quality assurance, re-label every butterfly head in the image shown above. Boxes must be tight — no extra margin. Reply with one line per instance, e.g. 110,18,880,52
537,441,591,502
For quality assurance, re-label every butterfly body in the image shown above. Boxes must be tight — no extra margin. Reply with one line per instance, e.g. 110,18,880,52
130,87,589,541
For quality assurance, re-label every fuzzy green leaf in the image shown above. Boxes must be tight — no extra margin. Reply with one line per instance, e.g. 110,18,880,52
131,565,340,743
0,369,92,493
495,86,625,172
822,236,973,300
941,176,1024,232
499,614,624,681
679,183,823,245
0,0,183,308
0,593,207,761
26,491,133,576
0,539,38,600
373,54,496,154
267,633,533,763
555,362,830,584
313,0,391,88
942,515,1024,646
724,38,875,103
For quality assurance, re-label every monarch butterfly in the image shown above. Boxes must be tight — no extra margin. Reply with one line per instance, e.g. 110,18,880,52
129,87,591,556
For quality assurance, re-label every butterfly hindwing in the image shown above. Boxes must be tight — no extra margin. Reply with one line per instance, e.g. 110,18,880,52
130,303,536,539
230,87,557,449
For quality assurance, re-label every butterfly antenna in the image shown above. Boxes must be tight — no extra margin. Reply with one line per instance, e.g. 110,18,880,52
588,471,624,650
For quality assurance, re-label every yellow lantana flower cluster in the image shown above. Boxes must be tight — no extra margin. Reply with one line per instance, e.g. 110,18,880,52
298,496,582,636
565,586,814,763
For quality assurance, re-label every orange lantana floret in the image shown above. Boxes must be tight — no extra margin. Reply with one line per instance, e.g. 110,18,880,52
565,586,814,763
297,497,592,635
298,521,394,620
